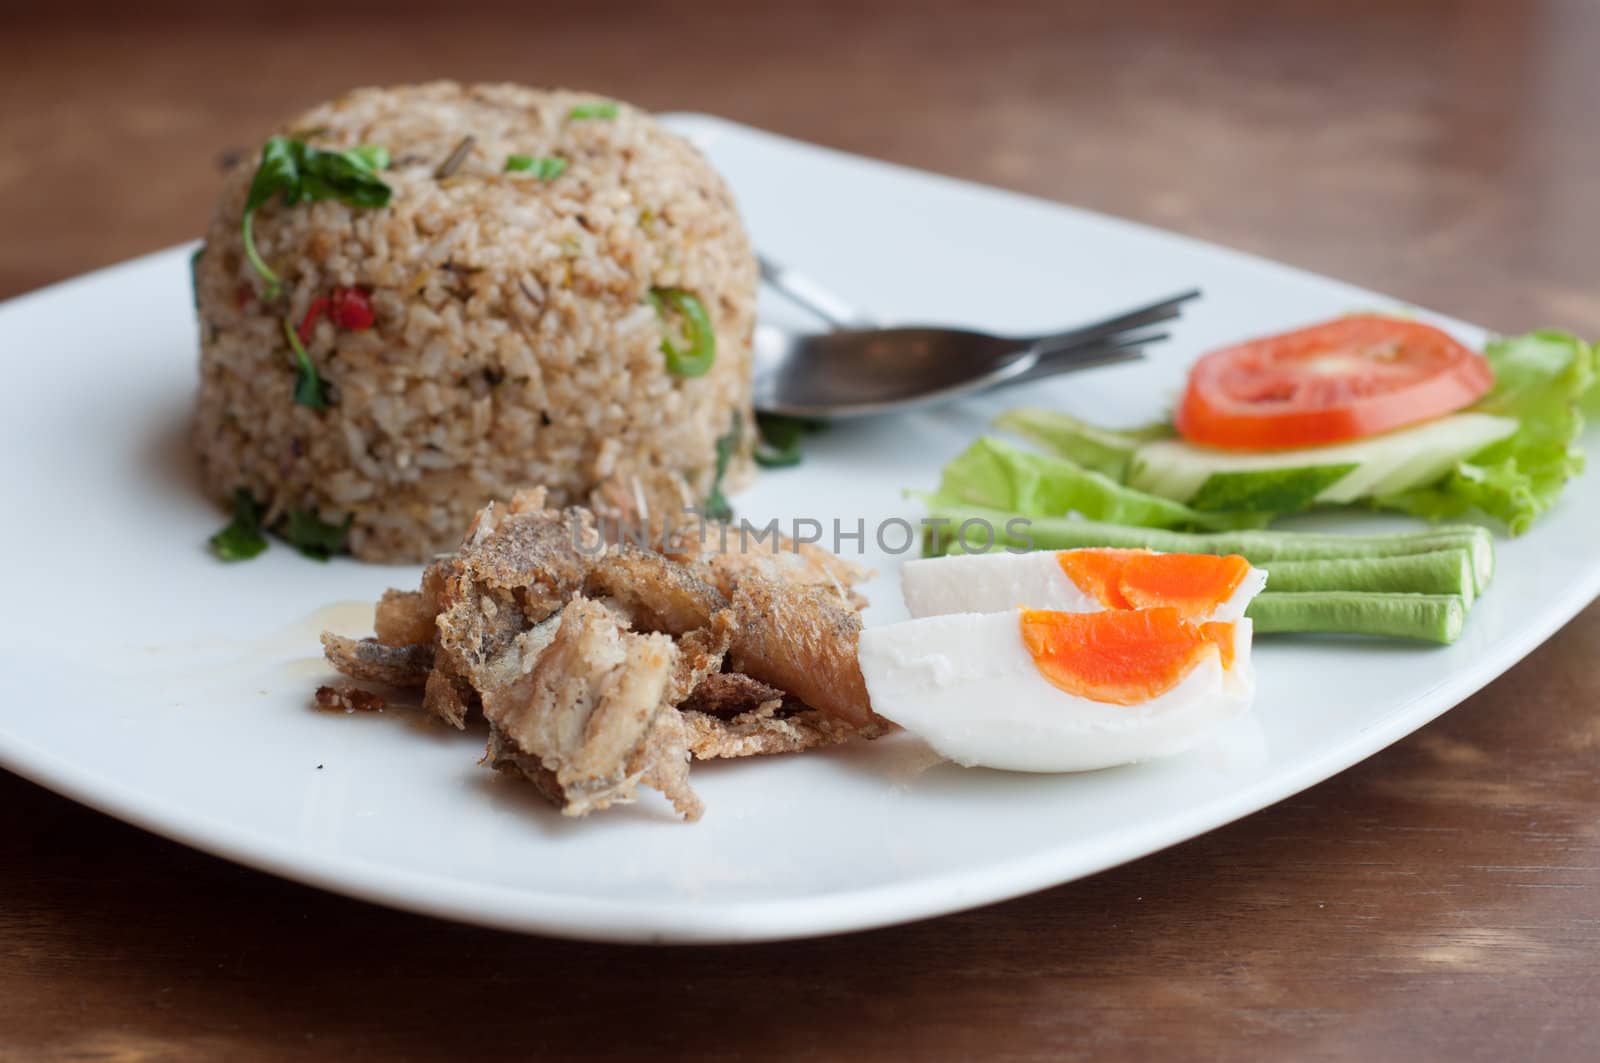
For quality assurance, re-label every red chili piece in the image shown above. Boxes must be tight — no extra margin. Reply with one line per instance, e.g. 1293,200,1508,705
330,286,375,331
297,296,330,344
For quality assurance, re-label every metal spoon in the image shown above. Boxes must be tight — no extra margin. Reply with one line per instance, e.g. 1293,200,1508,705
750,286,1199,418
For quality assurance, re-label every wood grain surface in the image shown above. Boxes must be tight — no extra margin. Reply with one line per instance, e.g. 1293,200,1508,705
3,1,1599,1059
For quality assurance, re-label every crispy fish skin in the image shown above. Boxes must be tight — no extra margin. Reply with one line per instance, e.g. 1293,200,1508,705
314,685,388,713
683,704,860,759
726,577,881,732
661,520,874,608
681,671,785,717
585,548,728,637
423,670,475,730
321,633,433,688
428,489,601,726
374,588,436,647
668,613,736,704
482,597,699,819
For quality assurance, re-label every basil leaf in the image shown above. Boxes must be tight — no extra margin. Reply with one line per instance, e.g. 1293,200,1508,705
648,287,716,377
278,509,352,561
210,489,269,561
240,137,393,299
346,144,390,172
568,101,619,120
244,136,301,213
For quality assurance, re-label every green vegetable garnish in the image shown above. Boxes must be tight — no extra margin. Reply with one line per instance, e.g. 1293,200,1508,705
277,509,352,561
568,101,619,120
1246,592,1467,644
189,244,205,309
1186,464,1358,513
647,287,716,377
703,414,740,522
754,412,826,468
283,316,328,409
1265,550,1477,606
209,489,269,562
996,408,1172,480
504,154,568,180
937,436,1268,532
998,330,1597,536
920,501,1496,595
1379,331,1596,534
241,136,393,299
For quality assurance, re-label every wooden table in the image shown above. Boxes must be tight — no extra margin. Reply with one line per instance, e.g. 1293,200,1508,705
4,2,1598,1058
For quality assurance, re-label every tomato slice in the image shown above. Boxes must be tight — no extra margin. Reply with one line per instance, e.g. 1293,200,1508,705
1174,315,1494,450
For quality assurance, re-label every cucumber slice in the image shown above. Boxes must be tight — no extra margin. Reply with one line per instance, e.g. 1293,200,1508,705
1127,413,1519,507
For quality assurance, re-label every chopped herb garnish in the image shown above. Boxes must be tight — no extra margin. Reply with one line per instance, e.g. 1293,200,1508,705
754,412,827,468
647,287,716,377
703,413,740,522
568,101,619,120
434,135,476,179
210,489,269,562
277,509,352,561
284,316,328,409
241,136,393,299
504,154,568,180
189,244,205,309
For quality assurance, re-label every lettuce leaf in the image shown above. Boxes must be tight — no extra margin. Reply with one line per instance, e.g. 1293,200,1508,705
935,436,1268,531
1377,331,1595,534
994,408,1172,479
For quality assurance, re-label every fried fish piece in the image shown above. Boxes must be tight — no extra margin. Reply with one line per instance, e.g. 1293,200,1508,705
314,685,388,713
680,671,784,717
584,547,728,637
482,596,700,819
662,520,873,608
683,702,862,759
321,634,432,688
725,577,884,733
427,489,602,727
373,587,437,647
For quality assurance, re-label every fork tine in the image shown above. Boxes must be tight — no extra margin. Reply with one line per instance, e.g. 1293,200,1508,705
1030,325,1170,359
999,342,1150,388
1024,289,1200,352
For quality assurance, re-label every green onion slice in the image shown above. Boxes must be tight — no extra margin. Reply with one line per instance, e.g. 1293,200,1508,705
648,287,716,377
568,101,619,120
505,154,568,180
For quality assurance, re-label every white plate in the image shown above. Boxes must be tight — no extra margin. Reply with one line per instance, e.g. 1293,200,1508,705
3,115,1596,944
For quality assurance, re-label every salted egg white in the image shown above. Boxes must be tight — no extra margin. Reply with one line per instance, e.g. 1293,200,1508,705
860,548,1266,772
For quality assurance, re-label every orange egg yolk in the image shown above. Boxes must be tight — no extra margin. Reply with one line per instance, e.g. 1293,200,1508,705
1019,607,1237,706
1057,549,1251,619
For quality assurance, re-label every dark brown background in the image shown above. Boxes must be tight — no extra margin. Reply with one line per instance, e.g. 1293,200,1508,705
4,1,1598,1059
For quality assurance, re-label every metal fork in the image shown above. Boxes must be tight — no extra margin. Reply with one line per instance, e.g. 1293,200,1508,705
754,255,1198,417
